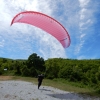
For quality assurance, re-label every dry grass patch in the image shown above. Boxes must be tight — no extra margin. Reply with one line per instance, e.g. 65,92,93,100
0,76,13,80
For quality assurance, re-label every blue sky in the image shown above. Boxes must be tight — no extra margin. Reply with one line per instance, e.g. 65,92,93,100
0,0,100,60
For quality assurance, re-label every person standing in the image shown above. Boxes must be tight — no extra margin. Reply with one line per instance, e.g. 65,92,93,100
38,74,44,89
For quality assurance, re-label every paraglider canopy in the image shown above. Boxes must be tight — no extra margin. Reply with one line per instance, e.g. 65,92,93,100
11,11,71,48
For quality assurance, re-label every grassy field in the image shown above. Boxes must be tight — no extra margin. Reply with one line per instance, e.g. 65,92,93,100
0,75,99,97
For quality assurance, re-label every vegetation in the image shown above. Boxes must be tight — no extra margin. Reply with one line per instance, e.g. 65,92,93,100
45,58,100,94
0,53,100,96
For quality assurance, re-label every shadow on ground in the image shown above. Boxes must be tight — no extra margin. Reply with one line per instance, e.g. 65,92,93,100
47,93,100,100
39,88,51,91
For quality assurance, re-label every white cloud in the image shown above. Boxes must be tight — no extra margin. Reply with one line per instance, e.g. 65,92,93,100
79,19,93,29
75,0,95,55
0,40,5,47
79,8,87,20
80,34,86,38
79,0,90,7
75,39,84,54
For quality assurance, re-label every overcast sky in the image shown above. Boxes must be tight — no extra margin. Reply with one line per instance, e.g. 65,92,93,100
0,0,100,60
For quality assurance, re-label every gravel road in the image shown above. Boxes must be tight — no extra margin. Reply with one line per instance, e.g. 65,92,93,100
0,80,99,100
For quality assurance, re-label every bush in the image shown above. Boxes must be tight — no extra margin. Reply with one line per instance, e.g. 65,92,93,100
0,67,4,75
21,65,30,76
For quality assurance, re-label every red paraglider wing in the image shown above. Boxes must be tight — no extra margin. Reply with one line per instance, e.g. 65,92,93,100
11,11,70,48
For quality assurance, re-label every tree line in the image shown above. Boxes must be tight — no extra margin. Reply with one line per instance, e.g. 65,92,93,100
0,53,45,77
0,53,100,92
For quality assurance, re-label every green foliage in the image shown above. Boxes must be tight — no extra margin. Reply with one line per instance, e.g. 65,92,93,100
14,61,22,75
0,54,45,77
45,58,100,92
45,59,60,79
29,67,37,77
0,67,4,75
27,53,45,73
21,65,30,76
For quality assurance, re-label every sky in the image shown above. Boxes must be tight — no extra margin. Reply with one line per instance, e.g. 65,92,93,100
0,0,100,60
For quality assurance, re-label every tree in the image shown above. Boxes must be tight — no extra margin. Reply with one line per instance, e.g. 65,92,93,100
14,61,21,75
21,65,30,76
0,67,4,75
45,59,59,79
27,53,45,74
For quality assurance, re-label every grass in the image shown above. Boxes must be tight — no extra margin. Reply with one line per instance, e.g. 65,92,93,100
0,75,100,97
43,78,98,96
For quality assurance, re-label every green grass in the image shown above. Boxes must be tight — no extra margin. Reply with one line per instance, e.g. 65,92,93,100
0,76,100,97
43,78,95,95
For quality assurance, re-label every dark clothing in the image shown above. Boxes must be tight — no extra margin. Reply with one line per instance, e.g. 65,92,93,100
38,74,44,89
